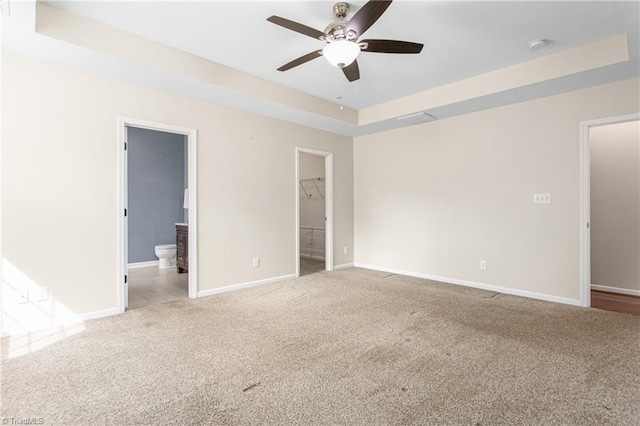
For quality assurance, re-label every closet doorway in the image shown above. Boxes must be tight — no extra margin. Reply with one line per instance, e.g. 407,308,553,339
295,147,334,277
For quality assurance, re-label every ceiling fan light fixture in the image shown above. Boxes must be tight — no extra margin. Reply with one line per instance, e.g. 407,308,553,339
322,40,361,68
267,0,423,82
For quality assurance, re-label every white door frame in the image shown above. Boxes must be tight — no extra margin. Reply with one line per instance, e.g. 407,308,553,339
117,117,198,313
579,112,639,307
295,147,334,277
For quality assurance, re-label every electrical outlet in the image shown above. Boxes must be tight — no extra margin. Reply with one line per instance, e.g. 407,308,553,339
344,246,349,254
17,289,28,304
36,287,49,302
480,261,487,271
533,193,552,204
252,257,260,268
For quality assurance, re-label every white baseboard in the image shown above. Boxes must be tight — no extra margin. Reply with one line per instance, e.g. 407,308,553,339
354,263,581,307
1,307,120,338
77,307,121,321
591,284,640,297
334,263,354,270
197,274,297,298
128,261,159,268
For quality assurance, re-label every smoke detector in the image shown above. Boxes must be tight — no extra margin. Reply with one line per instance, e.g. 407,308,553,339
528,39,548,50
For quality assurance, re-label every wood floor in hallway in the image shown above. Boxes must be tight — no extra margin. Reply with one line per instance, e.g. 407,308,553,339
591,290,640,316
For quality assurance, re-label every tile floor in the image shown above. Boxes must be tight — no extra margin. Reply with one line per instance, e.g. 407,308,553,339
127,265,188,310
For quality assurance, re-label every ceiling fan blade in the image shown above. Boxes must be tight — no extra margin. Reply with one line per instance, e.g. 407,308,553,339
342,60,360,82
267,16,325,40
344,1,393,40
360,39,424,54
277,50,323,72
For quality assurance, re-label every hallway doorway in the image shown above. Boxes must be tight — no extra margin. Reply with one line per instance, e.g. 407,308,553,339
580,114,640,314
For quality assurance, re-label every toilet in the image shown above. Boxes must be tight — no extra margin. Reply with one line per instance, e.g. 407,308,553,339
154,244,177,269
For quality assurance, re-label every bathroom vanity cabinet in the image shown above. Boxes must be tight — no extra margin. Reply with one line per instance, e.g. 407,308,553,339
176,224,188,273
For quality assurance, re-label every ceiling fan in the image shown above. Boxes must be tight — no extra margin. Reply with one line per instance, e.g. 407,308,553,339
267,1,423,82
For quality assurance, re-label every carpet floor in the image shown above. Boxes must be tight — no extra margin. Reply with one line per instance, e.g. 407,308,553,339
2,267,639,425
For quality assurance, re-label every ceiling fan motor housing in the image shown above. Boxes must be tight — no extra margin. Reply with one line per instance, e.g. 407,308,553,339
323,2,353,41
333,3,350,20
324,21,346,41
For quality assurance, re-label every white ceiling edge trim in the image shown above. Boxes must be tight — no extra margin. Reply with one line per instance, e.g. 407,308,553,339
350,59,640,137
358,33,631,126
3,1,639,139
6,32,639,139
34,2,359,126
3,39,360,137
2,2,359,136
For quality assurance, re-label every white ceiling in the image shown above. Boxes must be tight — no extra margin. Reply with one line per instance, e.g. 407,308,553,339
47,1,636,110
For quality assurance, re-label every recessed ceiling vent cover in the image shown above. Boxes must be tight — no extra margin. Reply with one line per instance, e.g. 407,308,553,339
396,112,438,126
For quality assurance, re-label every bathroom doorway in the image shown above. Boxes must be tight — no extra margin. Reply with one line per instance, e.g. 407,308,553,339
295,147,334,277
118,117,198,313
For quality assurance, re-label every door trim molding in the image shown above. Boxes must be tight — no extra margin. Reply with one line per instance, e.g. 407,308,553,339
117,116,198,314
295,147,334,277
579,112,639,307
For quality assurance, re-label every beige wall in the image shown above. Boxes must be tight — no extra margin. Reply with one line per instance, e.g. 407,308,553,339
590,121,640,293
354,78,640,302
1,54,354,333
3,52,638,335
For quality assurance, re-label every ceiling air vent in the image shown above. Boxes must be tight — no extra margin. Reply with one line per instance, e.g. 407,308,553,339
396,112,438,126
